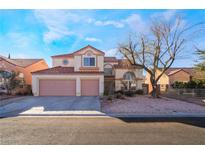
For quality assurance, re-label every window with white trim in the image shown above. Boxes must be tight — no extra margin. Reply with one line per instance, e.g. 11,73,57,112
83,57,96,67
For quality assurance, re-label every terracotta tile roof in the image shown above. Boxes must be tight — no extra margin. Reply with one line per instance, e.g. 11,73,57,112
164,67,205,79
32,66,104,75
165,68,194,76
114,59,142,69
10,59,43,67
167,69,184,76
51,53,73,58
0,55,43,68
104,57,118,62
52,45,105,58
73,45,105,55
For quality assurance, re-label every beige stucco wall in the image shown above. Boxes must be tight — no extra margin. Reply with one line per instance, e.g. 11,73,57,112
158,74,169,85
115,68,144,91
97,56,104,71
52,57,74,67
74,55,81,71
52,48,104,72
145,69,169,85
145,69,169,93
32,74,104,96
74,54,104,71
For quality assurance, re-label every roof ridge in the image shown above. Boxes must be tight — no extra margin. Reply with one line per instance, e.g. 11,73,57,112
0,55,45,67
11,58,43,60
51,53,73,58
52,45,105,58
72,45,105,55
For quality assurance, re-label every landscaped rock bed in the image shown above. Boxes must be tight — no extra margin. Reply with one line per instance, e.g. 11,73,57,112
102,95,205,115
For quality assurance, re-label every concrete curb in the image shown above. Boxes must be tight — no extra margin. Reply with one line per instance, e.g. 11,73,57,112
1,113,205,118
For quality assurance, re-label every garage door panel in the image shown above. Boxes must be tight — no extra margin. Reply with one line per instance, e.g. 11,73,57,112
39,79,76,96
81,79,99,96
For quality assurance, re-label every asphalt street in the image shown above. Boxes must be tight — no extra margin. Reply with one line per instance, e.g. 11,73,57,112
0,117,205,144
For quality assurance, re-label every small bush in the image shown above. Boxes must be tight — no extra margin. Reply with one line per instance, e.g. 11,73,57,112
172,79,205,89
107,95,113,101
124,91,135,97
135,89,143,95
115,90,124,95
16,92,23,95
115,92,125,99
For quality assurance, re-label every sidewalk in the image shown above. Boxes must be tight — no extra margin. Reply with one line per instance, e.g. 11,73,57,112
1,109,205,118
1,95,205,118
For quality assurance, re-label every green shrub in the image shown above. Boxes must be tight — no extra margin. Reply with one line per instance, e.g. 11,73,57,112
172,80,205,89
172,81,185,88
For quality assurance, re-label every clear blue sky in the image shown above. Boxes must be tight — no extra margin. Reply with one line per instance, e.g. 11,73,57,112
0,9,205,67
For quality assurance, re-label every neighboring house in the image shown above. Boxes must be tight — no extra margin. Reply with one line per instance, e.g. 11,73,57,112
0,55,48,86
32,45,144,96
145,67,205,93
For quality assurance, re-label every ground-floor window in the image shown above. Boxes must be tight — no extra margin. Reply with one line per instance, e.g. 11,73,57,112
121,80,138,91
122,72,137,90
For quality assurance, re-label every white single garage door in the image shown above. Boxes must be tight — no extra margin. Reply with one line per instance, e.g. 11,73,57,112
81,79,99,96
39,79,76,96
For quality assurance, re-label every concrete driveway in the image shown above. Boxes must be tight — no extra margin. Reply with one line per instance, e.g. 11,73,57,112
0,96,101,117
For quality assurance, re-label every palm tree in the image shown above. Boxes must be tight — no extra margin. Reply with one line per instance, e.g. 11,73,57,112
195,49,205,72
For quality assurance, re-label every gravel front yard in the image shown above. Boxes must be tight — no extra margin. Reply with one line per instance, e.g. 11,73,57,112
102,95,205,115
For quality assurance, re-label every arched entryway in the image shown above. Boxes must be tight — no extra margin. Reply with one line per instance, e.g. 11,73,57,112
122,71,137,90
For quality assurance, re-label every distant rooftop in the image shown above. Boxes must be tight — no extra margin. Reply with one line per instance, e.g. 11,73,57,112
0,55,43,68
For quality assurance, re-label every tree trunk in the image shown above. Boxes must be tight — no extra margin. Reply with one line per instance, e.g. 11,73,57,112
151,86,157,98
151,82,160,98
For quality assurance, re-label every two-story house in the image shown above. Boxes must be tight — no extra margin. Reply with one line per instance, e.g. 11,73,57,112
32,45,144,96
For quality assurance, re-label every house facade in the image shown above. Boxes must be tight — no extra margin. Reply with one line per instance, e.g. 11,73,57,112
32,45,144,96
0,55,48,86
104,57,143,94
145,68,205,93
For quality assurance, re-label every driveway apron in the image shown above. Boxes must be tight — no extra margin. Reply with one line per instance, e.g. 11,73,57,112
0,96,101,117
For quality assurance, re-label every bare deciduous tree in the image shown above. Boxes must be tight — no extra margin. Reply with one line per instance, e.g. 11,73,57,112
0,70,23,94
119,16,203,98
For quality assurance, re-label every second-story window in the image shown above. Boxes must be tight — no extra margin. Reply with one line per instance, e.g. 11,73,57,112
83,57,95,67
63,59,69,65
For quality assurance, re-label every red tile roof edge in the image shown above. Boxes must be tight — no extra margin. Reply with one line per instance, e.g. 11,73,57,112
104,57,118,62
51,45,105,58
72,45,105,55
32,66,104,75
168,69,193,76
51,53,74,58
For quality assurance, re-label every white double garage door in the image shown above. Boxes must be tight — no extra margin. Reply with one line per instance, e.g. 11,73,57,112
32,75,104,96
